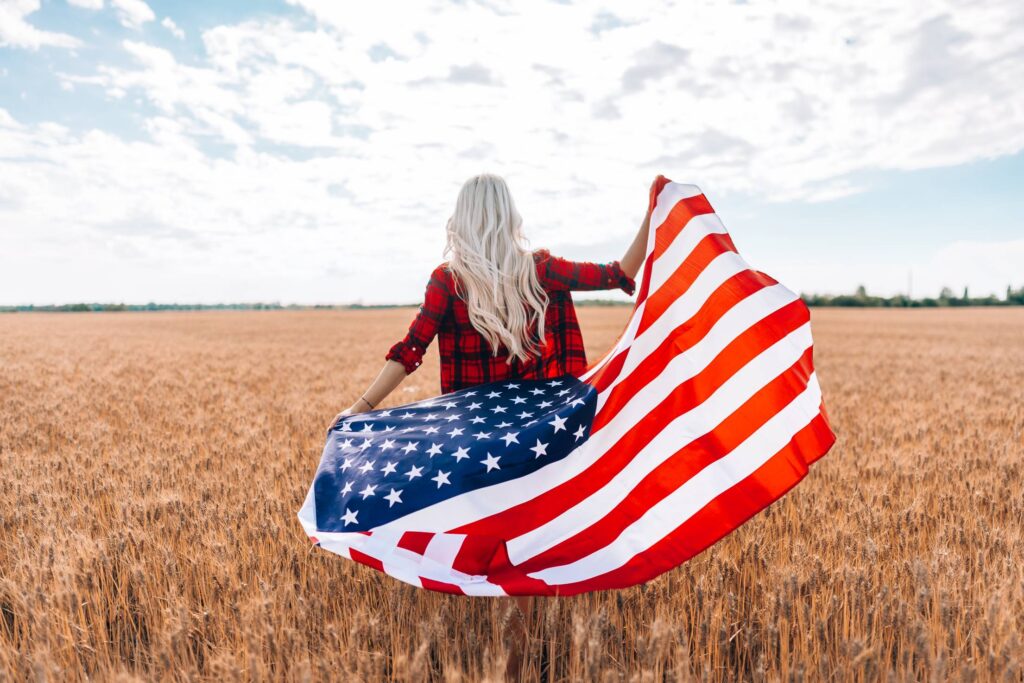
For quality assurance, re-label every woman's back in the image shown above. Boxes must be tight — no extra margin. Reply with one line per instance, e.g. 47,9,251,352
386,248,635,394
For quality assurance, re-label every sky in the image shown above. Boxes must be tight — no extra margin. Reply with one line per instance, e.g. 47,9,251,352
1,0,1022,306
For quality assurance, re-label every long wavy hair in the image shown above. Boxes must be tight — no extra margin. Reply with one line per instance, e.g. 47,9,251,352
444,174,549,364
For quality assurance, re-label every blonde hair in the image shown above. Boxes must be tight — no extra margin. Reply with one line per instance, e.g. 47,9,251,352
444,174,549,364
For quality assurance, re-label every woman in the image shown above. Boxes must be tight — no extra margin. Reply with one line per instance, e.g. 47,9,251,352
330,172,652,679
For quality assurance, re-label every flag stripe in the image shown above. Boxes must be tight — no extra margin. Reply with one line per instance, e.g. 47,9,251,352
505,319,814,566
526,373,824,585
512,340,818,574
546,412,835,593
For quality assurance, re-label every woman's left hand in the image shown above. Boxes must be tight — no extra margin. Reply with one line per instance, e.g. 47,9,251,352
327,407,354,434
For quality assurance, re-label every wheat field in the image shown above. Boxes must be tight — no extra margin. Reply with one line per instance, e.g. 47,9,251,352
1,307,1022,682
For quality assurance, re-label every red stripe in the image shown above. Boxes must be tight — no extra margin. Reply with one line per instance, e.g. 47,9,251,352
636,232,739,338
590,195,716,385
451,296,810,542
419,577,465,594
516,344,818,574
587,230,740,394
549,412,836,594
398,530,434,555
593,269,784,434
349,548,385,572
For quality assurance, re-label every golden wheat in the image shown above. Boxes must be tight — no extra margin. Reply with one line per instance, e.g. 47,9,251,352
1,307,1022,681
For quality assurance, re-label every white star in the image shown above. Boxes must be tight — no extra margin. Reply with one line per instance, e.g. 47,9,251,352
495,421,512,429
517,411,534,420
505,382,520,389
501,431,520,446
359,439,373,450
447,427,464,437
530,388,545,396
464,391,477,396
481,452,501,472
338,438,354,449
340,481,353,495
550,380,563,386
361,423,374,432
340,458,353,471
378,410,392,417
441,401,458,409
473,431,491,440
384,488,403,507
490,405,507,414
358,460,375,474
530,440,548,458
342,508,358,526
359,484,377,499
470,416,486,424
573,424,586,440
451,446,470,462
432,470,451,488
405,465,424,480
486,390,501,399
380,461,398,476
379,438,396,451
538,400,553,409
383,425,396,432
557,388,571,396
424,413,438,421
426,443,443,456
466,402,482,410
401,442,418,454
400,411,415,419
549,415,567,433
424,426,440,434
444,413,462,422
510,396,527,404
340,422,352,432
569,398,585,408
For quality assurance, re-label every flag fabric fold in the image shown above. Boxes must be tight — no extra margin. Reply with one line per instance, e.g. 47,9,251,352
298,176,836,596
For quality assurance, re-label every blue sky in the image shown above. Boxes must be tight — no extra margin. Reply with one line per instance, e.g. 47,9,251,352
1,0,1022,305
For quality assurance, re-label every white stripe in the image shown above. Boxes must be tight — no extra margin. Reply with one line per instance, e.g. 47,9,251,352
528,374,823,585
648,213,728,294
596,251,760,408
580,213,730,387
507,321,813,564
579,182,702,383
369,284,799,535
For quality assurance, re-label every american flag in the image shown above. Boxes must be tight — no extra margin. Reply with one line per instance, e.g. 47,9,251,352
298,177,836,596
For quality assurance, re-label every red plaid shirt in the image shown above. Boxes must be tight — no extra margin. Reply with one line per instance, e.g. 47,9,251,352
386,248,636,395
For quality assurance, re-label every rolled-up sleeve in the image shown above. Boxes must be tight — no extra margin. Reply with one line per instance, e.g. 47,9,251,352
385,266,450,374
538,249,636,296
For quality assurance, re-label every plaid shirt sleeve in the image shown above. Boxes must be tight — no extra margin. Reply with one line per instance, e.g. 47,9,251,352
385,266,451,374
536,249,636,296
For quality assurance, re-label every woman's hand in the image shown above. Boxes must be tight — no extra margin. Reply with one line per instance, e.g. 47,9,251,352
327,403,363,433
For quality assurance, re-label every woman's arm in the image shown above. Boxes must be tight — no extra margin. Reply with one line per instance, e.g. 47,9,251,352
329,359,409,429
328,265,451,431
619,207,651,281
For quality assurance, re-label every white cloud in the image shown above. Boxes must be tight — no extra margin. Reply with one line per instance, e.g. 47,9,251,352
0,0,81,49
110,0,154,30
3,1,1024,303
161,17,184,40
67,0,104,10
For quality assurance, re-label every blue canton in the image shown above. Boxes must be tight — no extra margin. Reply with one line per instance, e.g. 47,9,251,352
314,374,596,532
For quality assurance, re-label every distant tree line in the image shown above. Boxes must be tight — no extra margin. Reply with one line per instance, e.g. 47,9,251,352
4,285,1023,312
800,284,1024,307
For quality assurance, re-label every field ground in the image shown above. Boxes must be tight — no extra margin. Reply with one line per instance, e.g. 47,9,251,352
1,307,1023,681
